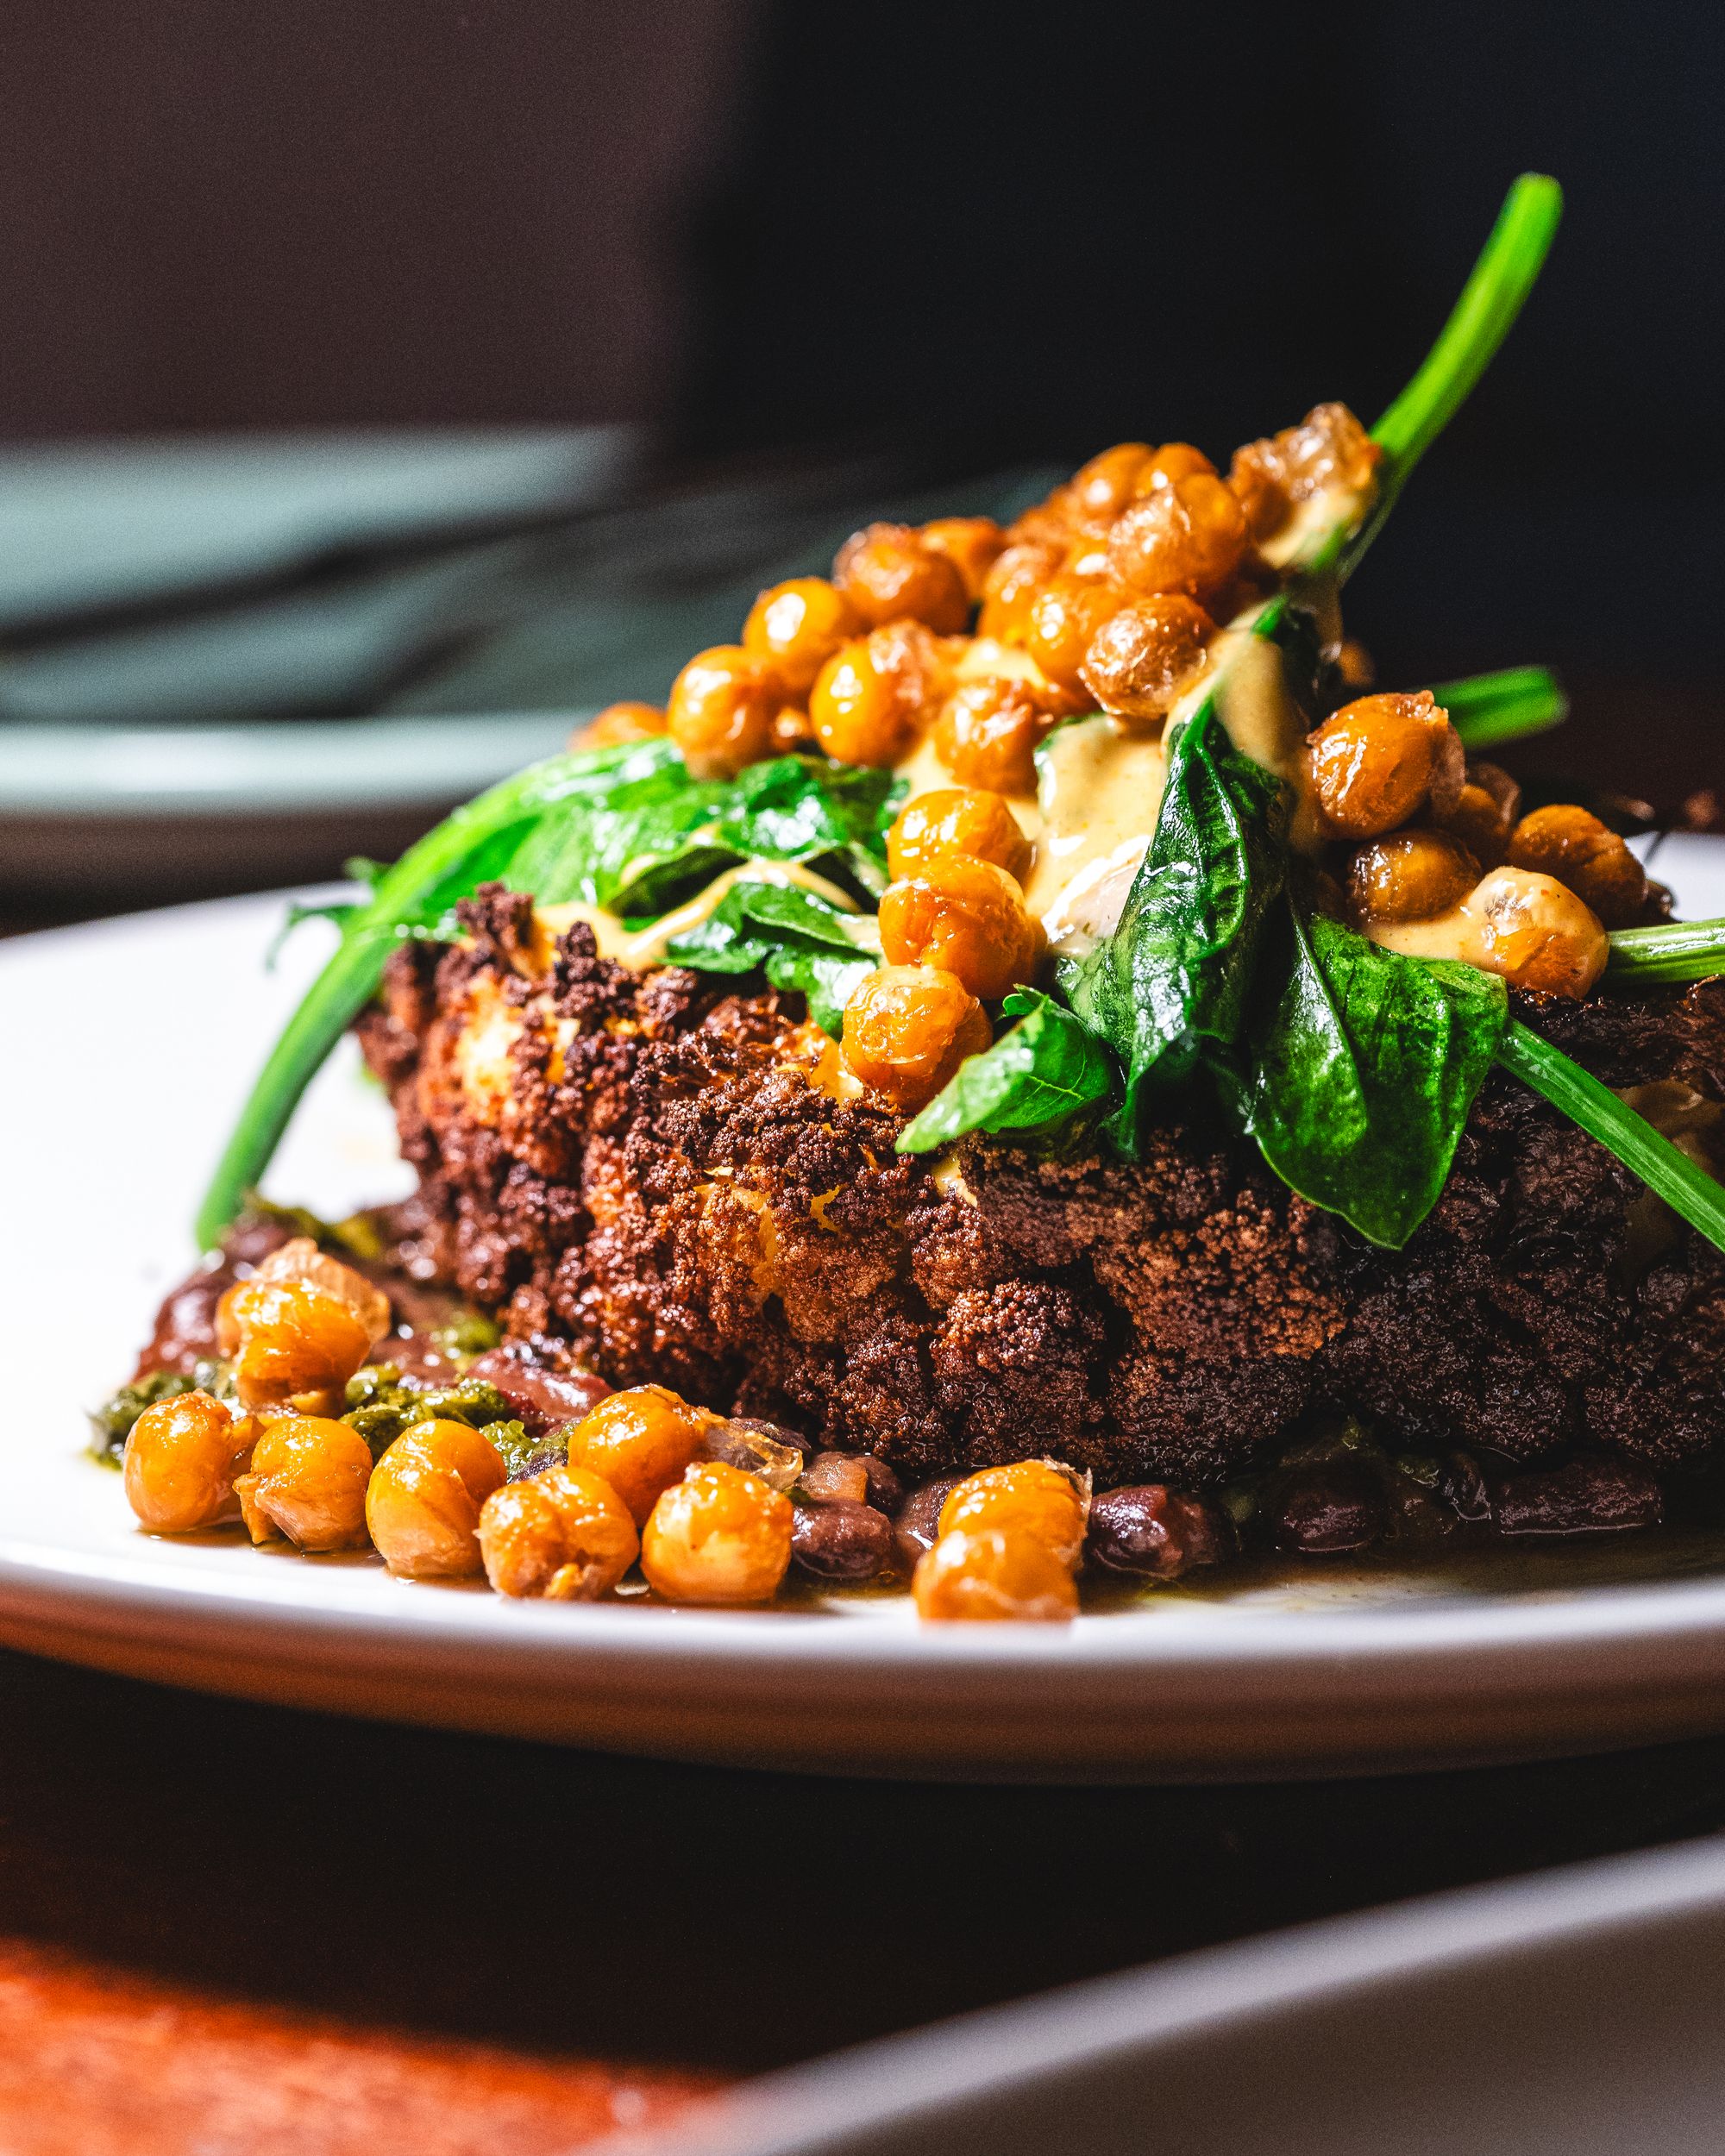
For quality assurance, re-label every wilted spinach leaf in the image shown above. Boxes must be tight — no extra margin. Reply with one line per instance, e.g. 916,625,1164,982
1064,696,1288,1152
492,741,900,916
1245,901,1508,1247
664,878,882,1035
897,989,1117,1154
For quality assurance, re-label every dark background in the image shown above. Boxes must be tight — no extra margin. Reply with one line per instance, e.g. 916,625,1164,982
5,0,1722,707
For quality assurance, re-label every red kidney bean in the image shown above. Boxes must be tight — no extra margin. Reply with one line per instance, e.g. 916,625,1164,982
1495,1457,1663,1537
1087,1485,1230,1580
463,1350,611,1435
792,1501,896,1582
1271,1466,1386,1553
893,1474,968,1570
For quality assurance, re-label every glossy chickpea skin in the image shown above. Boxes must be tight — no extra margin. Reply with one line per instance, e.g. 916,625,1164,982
879,855,1044,1001
640,1461,793,1605
124,1390,257,1534
1468,867,1609,999
1345,830,1482,925
1078,595,1214,725
887,787,1032,885
667,645,780,778
1068,442,1155,519
1024,573,1126,692
810,623,944,768
1133,442,1219,494
1507,804,1650,929
219,1240,389,1415
1305,691,1465,841
938,1460,1089,1569
839,965,993,1112
1438,761,1521,869
477,1465,639,1601
562,1384,712,1528
833,522,969,634
742,577,860,696
234,1416,373,1551
574,700,666,752
365,1419,506,1580
932,676,1068,795
913,1527,1079,1622
1106,472,1250,601
976,540,1063,644
919,517,1006,602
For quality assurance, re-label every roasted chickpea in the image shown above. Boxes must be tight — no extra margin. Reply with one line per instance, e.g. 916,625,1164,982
124,1390,257,1534
640,1461,794,1605
234,1416,373,1551
1226,437,1289,542
1023,574,1125,692
839,965,993,1112
563,1384,712,1528
1105,472,1249,600
1344,830,1481,924
976,540,1063,644
1304,691,1465,840
919,517,1007,602
1078,595,1214,724
221,1240,388,1416
742,577,860,696
809,623,944,767
1132,442,1219,494
478,1465,639,1600
1068,442,1155,519
932,677,1066,795
1507,804,1650,929
1227,403,1380,543
1437,761,1521,869
879,856,1044,1000
887,787,1032,885
365,1419,506,1580
938,1460,1088,1569
913,1527,1079,1621
833,522,969,633
1466,867,1609,999
1276,402,1381,500
573,700,666,752
667,645,780,778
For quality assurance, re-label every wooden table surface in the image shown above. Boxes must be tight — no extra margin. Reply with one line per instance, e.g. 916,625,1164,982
4,1641,1725,2151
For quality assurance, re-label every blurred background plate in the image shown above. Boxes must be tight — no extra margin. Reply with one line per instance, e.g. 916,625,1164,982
616,1833,1725,2155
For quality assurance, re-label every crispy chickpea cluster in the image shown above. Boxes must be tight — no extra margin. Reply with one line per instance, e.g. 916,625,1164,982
1303,688,1650,998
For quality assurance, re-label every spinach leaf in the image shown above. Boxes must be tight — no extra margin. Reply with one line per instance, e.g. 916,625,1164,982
664,879,881,1036
897,989,1117,1155
1245,902,1508,1248
1063,693,1289,1152
198,742,896,1243
486,743,900,916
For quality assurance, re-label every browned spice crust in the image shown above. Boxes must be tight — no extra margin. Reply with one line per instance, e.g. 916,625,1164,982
355,886,1725,1489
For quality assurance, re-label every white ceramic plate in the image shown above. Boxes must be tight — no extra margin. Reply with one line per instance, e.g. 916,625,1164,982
605,1833,1725,2155
3,842,1724,1783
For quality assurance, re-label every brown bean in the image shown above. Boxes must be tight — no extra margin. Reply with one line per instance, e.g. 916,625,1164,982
1494,1457,1663,1537
1086,1486,1230,1580
894,1473,967,1570
791,1501,896,1582
1270,1466,1385,1553
463,1350,610,1436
